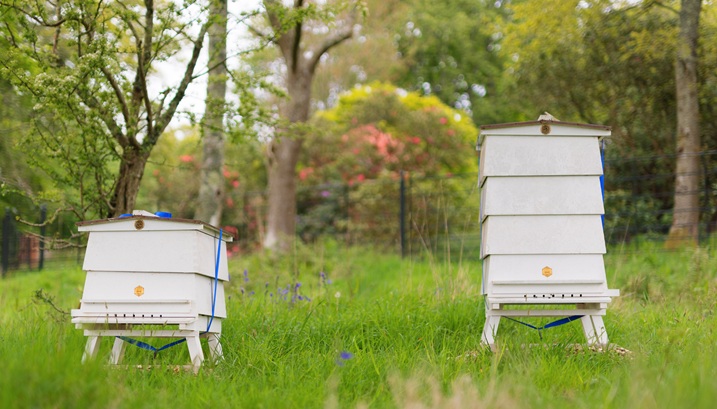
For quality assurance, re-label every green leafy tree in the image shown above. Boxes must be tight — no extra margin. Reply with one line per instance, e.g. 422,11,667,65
0,0,210,220
304,82,477,184
393,0,512,125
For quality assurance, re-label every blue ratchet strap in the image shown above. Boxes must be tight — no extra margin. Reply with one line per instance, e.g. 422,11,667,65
116,228,223,355
504,315,584,340
116,336,187,358
600,138,606,228
203,228,222,334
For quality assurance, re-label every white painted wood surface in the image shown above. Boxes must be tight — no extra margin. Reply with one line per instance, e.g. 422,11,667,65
79,271,227,317
480,176,604,219
479,136,603,185
82,230,229,280
481,215,606,256
483,254,608,296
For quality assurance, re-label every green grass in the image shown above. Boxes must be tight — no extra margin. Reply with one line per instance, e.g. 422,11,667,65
1,241,716,408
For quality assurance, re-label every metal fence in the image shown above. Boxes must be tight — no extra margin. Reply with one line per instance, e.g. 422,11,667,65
2,151,717,275
229,150,717,258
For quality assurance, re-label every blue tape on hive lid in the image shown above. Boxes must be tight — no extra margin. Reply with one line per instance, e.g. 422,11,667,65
155,211,172,218
119,214,132,218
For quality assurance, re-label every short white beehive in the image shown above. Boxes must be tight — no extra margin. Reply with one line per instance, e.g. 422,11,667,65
478,116,619,349
71,210,232,370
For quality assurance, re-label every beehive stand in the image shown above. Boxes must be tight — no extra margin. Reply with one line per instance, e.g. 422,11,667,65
71,212,231,371
477,118,619,350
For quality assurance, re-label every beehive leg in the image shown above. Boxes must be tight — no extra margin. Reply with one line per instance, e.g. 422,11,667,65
206,333,223,362
110,337,126,364
481,315,501,351
186,333,205,371
581,315,609,347
81,336,100,363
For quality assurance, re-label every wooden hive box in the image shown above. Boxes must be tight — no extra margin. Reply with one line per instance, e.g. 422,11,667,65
70,210,232,370
477,117,619,349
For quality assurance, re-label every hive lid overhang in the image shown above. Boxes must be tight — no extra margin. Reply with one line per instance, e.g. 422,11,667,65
76,215,234,240
476,119,611,150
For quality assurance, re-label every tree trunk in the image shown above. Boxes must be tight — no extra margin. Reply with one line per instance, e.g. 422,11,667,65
263,70,312,252
109,147,150,217
195,0,228,226
666,0,702,249
260,0,355,252
264,136,304,251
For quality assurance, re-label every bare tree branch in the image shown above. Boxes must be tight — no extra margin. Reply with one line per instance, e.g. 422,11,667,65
264,0,296,66
648,0,679,15
100,66,131,129
150,21,210,146
307,13,356,74
291,0,304,73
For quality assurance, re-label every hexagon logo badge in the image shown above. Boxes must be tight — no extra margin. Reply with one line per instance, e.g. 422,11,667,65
134,285,145,297
542,266,553,278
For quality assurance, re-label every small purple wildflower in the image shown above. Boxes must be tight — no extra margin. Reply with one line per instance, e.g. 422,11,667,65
336,350,354,366
321,190,331,198
243,269,249,283
320,271,333,286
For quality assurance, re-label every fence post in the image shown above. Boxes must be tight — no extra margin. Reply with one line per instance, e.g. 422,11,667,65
343,184,350,245
39,204,47,271
400,171,406,258
701,153,710,243
2,209,11,277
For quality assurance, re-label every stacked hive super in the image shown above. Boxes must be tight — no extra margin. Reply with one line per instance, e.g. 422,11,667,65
71,210,231,370
478,118,619,350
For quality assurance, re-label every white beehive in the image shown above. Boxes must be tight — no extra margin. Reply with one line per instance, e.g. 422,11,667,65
71,210,232,370
478,117,619,349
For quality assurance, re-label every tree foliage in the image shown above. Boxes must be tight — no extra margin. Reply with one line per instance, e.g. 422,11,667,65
295,82,479,244
303,82,477,185
0,0,210,220
393,0,511,125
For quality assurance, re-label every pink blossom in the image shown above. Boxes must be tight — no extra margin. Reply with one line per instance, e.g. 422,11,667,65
299,167,314,180
439,117,448,125
179,154,194,163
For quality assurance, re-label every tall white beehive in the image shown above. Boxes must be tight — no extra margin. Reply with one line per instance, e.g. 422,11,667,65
71,210,232,370
478,117,619,349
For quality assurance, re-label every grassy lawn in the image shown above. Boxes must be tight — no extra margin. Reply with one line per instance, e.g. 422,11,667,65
1,241,716,408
